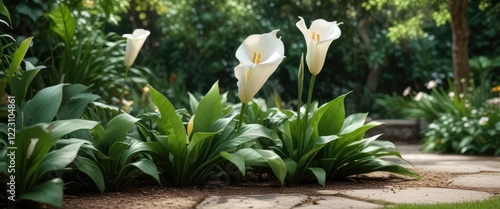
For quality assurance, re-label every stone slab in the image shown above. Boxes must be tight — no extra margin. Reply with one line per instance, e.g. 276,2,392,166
296,196,382,209
451,173,500,188
318,187,492,204
196,194,307,209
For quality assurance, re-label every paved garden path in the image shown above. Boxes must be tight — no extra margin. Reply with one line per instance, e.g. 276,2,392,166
193,144,500,209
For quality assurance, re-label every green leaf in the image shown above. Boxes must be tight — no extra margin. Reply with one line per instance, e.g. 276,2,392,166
18,178,64,208
47,5,75,45
49,119,98,143
126,158,160,184
58,93,100,120
16,124,52,189
220,151,246,175
313,93,347,136
186,132,220,165
0,3,12,26
101,113,139,151
36,141,86,179
7,37,33,77
188,92,199,113
223,148,286,185
8,67,42,103
148,85,187,158
23,84,64,127
340,113,369,135
308,167,326,187
73,156,105,193
193,81,222,133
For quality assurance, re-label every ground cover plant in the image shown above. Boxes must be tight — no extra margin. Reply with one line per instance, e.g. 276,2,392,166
386,195,500,209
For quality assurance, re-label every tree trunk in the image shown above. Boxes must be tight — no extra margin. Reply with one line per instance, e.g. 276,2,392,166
359,18,387,92
449,0,470,93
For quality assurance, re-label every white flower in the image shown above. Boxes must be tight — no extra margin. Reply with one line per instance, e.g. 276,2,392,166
123,29,151,67
234,30,285,104
296,16,342,75
26,138,39,159
448,91,455,99
479,117,489,126
414,92,424,101
403,86,411,96
426,80,437,89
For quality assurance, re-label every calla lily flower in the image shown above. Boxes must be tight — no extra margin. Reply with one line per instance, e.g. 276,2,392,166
123,29,151,67
296,16,341,75
234,29,285,104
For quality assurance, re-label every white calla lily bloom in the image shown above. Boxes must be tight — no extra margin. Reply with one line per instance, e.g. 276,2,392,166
296,16,341,75
234,29,285,104
122,29,151,67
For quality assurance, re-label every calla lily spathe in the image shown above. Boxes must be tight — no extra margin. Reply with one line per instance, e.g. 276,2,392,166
123,29,151,67
296,16,341,75
234,29,285,104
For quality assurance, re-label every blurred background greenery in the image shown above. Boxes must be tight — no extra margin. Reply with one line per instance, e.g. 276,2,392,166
3,0,500,116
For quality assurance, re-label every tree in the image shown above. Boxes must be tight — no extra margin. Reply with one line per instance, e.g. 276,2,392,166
362,0,496,93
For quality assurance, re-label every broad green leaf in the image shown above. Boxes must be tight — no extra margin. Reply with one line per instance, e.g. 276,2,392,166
49,119,98,143
16,124,52,191
283,158,297,177
223,148,286,185
23,84,64,127
340,113,369,135
58,93,100,120
47,5,75,45
36,141,86,179
7,37,33,77
313,93,347,136
186,132,220,165
149,85,187,158
297,135,339,170
214,124,272,155
308,167,326,187
101,113,139,151
220,150,246,175
18,178,64,208
194,81,222,133
8,66,42,103
108,142,129,159
73,156,105,193
126,158,160,184
188,92,199,113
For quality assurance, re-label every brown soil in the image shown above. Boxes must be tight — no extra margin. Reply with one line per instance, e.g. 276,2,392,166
46,169,498,209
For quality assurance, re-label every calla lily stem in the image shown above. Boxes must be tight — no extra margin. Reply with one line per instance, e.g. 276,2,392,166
118,66,130,114
237,103,247,131
302,75,316,147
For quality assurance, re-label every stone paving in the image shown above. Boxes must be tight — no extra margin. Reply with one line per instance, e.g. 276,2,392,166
194,144,500,208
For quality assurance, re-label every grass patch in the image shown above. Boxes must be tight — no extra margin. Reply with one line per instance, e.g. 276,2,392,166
386,195,500,209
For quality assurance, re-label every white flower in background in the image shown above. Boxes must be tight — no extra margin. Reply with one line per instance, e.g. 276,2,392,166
471,109,477,115
123,29,151,67
234,30,285,104
296,16,342,75
464,122,470,128
26,138,39,159
402,86,411,96
414,92,424,101
479,117,489,126
448,91,455,99
426,80,437,89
